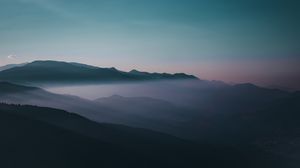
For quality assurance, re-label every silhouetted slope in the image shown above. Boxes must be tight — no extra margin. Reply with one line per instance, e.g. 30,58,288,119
0,104,124,168
0,82,298,167
0,60,197,84
0,81,122,123
242,92,300,159
95,95,187,121
0,81,37,94
0,63,27,71
188,91,300,167
0,103,259,168
94,95,199,133
0,103,186,145
191,83,290,114
0,81,296,141
0,82,196,137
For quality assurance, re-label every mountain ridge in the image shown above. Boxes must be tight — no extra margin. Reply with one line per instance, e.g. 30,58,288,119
0,63,27,71
0,60,198,85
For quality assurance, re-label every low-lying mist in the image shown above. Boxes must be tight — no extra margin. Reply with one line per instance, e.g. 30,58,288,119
46,79,226,109
1,79,299,164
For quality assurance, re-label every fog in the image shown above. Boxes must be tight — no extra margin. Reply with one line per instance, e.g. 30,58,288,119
1,79,230,139
1,80,212,139
1,79,299,163
46,79,226,109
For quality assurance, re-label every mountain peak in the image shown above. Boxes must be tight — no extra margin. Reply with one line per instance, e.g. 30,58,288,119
28,60,72,67
109,67,118,71
129,69,140,73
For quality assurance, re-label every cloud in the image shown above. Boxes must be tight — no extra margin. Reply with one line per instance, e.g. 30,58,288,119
7,54,17,59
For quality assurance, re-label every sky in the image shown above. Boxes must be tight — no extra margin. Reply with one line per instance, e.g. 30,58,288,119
0,0,299,89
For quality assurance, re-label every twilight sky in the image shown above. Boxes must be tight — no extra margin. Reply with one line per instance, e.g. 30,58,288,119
0,0,299,89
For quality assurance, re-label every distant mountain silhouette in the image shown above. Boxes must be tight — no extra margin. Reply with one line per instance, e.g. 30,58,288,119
200,91,300,163
0,81,296,140
0,82,191,134
129,69,197,79
0,63,27,71
0,81,37,94
95,95,193,132
201,83,291,114
0,81,119,123
0,60,197,85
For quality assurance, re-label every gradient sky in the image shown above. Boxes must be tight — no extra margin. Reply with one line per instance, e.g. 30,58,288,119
0,0,299,89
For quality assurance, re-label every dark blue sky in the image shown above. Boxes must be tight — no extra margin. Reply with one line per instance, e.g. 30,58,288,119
0,0,299,88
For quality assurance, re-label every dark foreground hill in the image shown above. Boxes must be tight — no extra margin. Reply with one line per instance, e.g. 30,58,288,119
0,60,197,85
0,103,267,168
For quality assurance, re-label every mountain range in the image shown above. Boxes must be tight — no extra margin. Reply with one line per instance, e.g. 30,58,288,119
0,60,197,85
0,60,299,167
0,81,190,134
0,81,299,167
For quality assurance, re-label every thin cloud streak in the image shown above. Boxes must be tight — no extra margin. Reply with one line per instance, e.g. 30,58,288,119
7,54,17,60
